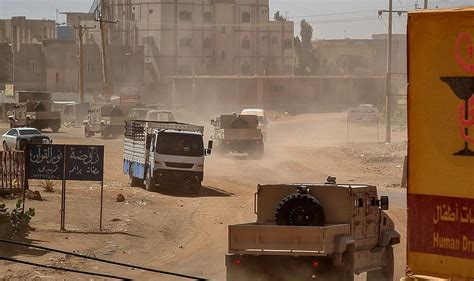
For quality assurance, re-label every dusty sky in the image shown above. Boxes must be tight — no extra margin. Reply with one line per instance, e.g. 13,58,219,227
0,0,472,39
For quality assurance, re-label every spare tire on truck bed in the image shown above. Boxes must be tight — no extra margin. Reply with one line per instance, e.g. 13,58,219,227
274,193,325,226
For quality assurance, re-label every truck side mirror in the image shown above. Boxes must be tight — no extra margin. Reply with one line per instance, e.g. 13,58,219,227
208,140,213,150
378,196,389,210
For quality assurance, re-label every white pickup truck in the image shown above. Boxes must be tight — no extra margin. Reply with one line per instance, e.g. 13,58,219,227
123,120,212,194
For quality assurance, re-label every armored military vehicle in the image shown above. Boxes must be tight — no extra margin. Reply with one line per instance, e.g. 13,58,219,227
211,114,264,159
8,91,61,132
226,177,400,281
83,104,126,139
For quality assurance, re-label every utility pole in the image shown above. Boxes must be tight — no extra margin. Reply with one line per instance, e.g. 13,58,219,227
378,3,407,143
95,13,117,98
386,0,393,143
424,0,428,9
74,23,95,103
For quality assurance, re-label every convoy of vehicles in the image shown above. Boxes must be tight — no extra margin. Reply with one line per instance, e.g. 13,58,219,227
83,104,126,139
8,91,61,132
226,178,399,281
211,114,264,159
123,120,212,194
2,127,52,150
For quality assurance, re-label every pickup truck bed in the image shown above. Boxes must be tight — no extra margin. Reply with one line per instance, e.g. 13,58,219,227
229,223,351,256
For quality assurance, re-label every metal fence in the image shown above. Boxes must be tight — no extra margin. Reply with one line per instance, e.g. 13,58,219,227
0,150,25,191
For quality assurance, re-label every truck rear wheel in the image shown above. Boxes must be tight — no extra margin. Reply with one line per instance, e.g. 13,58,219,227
51,122,60,133
274,193,325,226
366,246,394,281
332,252,354,281
145,171,156,191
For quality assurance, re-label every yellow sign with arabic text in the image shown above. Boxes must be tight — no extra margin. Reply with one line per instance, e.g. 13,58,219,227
5,84,14,97
408,8,474,279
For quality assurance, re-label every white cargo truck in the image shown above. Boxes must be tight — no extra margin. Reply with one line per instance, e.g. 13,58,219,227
123,120,212,194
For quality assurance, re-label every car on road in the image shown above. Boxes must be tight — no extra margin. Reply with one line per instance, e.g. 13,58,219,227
2,127,52,150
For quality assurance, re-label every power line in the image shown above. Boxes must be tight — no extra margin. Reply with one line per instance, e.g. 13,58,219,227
0,256,129,280
0,239,207,280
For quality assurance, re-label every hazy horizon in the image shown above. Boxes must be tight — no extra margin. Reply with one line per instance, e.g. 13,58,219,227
0,0,472,39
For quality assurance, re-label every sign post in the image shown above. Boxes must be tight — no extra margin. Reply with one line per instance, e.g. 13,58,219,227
26,144,104,231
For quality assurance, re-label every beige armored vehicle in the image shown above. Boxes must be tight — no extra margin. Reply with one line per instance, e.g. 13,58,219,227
226,177,400,281
8,91,61,132
211,114,264,159
83,104,126,139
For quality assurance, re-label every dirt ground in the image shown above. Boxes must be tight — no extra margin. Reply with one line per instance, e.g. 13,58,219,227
0,112,407,280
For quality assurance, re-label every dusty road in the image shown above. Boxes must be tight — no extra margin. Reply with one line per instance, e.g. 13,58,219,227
0,113,407,280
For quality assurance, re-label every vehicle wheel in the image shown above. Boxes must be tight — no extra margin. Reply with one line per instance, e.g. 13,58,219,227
101,127,110,139
250,143,264,160
274,193,325,226
2,141,8,150
366,246,394,281
331,252,354,281
188,182,202,195
128,167,144,188
51,123,60,133
145,170,156,191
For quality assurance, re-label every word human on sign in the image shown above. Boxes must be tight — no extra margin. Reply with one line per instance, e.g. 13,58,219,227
26,144,104,181
66,145,104,181
27,145,64,180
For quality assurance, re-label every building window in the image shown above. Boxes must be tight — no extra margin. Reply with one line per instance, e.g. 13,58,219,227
55,72,60,83
179,11,192,21
179,37,192,47
284,39,293,49
262,9,267,15
149,9,154,14
122,62,127,72
241,37,250,49
86,61,94,72
242,12,250,23
204,12,212,22
221,26,226,34
203,38,211,49
132,13,135,21
29,60,39,73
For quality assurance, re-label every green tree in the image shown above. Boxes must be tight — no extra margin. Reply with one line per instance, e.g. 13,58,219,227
294,20,318,75
274,11,286,22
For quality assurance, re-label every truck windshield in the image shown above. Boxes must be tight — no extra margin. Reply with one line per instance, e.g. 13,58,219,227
156,132,203,157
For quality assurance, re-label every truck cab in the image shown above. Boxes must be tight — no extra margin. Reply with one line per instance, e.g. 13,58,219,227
124,120,212,194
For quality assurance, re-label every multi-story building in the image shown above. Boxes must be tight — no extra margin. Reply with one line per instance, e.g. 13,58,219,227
92,0,294,81
0,17,56,47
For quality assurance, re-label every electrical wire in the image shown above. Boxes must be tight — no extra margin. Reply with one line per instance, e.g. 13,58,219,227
0,256,130,280
0,239,207,280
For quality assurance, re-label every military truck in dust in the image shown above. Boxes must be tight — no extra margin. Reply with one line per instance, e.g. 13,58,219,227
226,178,400,281
8,91,61,132
211,114,264,159
83,104,126,139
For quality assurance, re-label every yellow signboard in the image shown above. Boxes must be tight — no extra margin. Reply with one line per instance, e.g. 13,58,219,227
408,8,474,279
5,84,14,97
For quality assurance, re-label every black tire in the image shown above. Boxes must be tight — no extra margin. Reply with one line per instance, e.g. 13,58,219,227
2,141,8,150
145,170,156,191
250,143,264,160
51,123,60,133
188,182,202,195
101,126,111,139
275,193,325,226
130,176,144,188
332,252,354,281
366,246,394,281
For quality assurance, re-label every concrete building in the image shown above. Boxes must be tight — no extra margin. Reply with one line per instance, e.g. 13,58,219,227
92,0,295,81
0,17,56,46
312,34,407,77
